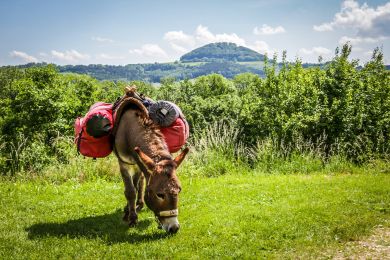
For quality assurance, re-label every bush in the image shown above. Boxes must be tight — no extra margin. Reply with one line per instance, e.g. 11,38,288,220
0,44,389,176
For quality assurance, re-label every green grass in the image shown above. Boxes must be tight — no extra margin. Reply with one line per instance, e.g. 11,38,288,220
0,171,389,259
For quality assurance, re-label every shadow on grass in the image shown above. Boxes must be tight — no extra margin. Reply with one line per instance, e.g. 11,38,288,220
26,209,170,244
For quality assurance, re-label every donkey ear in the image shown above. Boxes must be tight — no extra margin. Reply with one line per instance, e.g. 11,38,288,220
174,147,189,168
134,147,155,170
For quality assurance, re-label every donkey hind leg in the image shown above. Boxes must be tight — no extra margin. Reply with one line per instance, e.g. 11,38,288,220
120,164,139,227
136,172,145,212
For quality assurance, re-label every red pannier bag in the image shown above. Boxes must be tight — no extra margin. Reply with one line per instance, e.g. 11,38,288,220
74,102,113,158
160,116,189,153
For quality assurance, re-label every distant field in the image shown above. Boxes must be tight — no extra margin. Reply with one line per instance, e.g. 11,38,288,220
179,61,207,66
237,61,265,68
180,61,265,68
0,173,388,259
179,61,265,68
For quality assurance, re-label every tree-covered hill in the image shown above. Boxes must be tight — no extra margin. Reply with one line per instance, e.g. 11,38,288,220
13,60,265,82
180,42,265,62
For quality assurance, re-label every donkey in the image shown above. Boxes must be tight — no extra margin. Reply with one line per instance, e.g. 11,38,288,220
114,108,189,234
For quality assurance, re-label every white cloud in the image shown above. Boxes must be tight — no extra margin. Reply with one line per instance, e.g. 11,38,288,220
129,44,168,58
299,47,332,56
10,51,38,63
313,0,390,38
249,41,277,55
364,50,374,57
313,23,333,32
92,36,114,43
195,25,246,46
339,35,388,45
164,31,194,45
253,24,286,35
163,30,195,54
38,52,51,63
297,47,333,63
352,46,364,52
97,53,125,60
169,43,190,53
164,25,247,54
163,26,280,61
51,50,90,63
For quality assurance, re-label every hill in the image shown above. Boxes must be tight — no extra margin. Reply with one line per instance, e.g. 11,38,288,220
5,43,388,83
11,43,267,82
55,61,264,82
180,42,265,62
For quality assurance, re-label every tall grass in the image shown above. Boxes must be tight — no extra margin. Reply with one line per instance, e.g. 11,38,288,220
3,135,120,183
184,121,250,178
183,122,390,177
253,133,389,175
4,121,388,182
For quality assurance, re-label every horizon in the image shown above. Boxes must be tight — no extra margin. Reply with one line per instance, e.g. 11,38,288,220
1,0,389,66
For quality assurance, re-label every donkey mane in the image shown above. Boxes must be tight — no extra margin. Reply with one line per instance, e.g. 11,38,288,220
133,110,173,163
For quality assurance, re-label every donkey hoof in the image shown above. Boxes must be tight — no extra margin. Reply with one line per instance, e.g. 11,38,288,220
128,212,138,227
128,219,138,227
123,206,130,222
122,212,130,222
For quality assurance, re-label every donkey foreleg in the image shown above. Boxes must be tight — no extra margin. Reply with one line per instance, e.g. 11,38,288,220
136,173,145,212
119,164,138,227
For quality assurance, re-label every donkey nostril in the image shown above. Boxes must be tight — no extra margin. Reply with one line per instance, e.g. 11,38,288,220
168,224,180,234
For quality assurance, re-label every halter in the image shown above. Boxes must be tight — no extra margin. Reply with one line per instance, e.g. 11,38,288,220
158,209,178,217
155,209,179,229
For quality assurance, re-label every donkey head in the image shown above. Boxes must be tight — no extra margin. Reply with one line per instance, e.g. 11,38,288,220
134,147,189,233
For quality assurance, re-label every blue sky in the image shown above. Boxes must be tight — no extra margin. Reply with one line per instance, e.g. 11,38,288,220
1,0,389,65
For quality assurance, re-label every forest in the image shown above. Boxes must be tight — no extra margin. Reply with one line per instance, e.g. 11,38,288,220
14,60,266,82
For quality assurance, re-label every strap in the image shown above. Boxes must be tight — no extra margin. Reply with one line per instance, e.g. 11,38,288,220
112,86,146,111
159,209,178,217
76,128,83,155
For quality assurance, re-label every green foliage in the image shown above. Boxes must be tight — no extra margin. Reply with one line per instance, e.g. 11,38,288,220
0,66,125,174
0,44,389,175
0,66,62,174
54,61,265,82
238,45,388,163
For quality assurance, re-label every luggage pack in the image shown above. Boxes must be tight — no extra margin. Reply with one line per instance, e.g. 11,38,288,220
149,101,189,153
74,90,189,158
74,102,114,158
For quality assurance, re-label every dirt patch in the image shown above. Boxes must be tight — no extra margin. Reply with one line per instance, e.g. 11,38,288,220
333,225,390,260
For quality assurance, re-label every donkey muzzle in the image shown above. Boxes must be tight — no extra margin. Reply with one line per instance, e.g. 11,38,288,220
160,217,180,233
157,209,180,233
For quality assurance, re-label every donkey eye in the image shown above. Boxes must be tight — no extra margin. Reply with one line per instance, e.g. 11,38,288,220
156,193,165,200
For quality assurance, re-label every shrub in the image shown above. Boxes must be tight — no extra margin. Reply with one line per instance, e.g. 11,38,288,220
0,44,389,176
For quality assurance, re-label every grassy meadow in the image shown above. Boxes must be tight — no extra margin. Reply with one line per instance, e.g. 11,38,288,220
0,151,389,259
